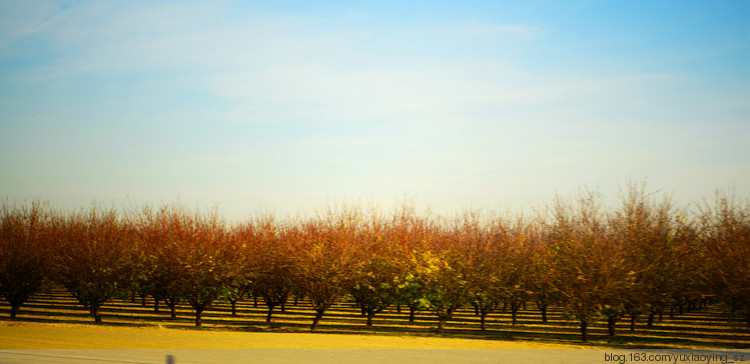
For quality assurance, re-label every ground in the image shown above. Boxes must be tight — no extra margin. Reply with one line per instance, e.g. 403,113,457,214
0,321,574,349
0,321,588,363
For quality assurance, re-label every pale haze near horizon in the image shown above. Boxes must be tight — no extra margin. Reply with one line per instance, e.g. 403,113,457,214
1,1,748,222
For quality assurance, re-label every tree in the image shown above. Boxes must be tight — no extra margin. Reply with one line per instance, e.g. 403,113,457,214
418,224,470,335
526,221,559,324
236,216,294,323
609,182,695,332
292,209,358,330
389,204,435,323
420,249,468,334
698,191,750,327
174,208,235,327
491,218,536,327
136,205,236,326
53,205,141,323
133,205,179,317
134,205,199,319
223,222,256,317
460,214,502,331
547,191,630,342
0,200,52,318
348,218,400,328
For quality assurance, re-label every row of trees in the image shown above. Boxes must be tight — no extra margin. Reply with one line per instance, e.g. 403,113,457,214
1,186,748,342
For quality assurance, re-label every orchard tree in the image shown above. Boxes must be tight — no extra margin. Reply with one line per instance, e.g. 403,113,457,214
137,205,236,326
389,204,435,322
176,208,235,327
0,200,52,318
698,191,750,327
350,254,400,327
419,224,469,334
53,205,142,323
526,221,559,324
132,205,180,317
134,205,203,319
223,221,258,317
349,218,400,328
609,183,696,331
492,218,536,327
458,213,502,331
292,209,358,330
237,216,294,323
547,191,631,342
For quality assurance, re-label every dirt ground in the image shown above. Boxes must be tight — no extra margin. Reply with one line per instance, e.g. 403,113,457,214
0,321,572,349
2,323,747,364
0,322,591,363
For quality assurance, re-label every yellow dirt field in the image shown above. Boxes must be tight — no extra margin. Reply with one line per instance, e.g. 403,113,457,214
0,322,575,349
3,323,749,364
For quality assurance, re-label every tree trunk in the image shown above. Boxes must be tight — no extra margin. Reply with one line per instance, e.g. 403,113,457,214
253,295,258,308
436,317,446,334
10,304,20,318
408,307,416,322
266,305,275,323
538,302,548,323
166,297,179,318
366,312,374,327
311,310,324,331
396,303,401,313
607,316,616,337
630,314,637,331
93,305,102,323
480,311,488,331
510,300,520,327
580,319,588,343
195,310,203,327
647,312,655,327
154,297,160,312
230,299,238,316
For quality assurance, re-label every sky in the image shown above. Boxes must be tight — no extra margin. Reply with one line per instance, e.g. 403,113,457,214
1,0,749,222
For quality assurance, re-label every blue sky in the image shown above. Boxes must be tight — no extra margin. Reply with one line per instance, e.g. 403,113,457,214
1,0,748,221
